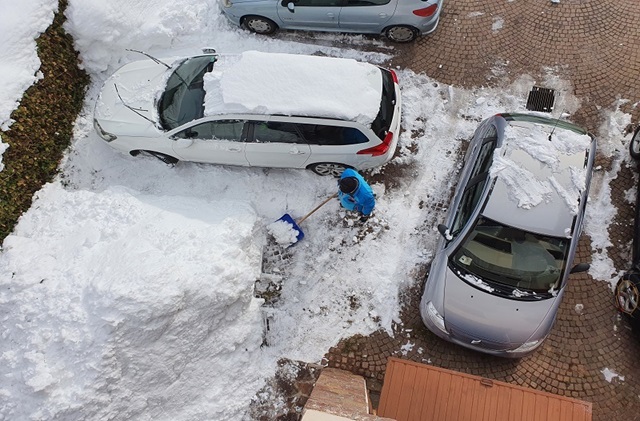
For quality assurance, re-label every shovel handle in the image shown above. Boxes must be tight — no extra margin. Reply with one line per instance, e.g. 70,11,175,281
297,193,338,225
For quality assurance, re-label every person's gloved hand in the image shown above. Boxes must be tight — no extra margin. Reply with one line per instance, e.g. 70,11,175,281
359,215,369,223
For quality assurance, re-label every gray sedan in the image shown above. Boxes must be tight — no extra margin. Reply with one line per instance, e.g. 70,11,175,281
219,0,443,43
420,113,596,358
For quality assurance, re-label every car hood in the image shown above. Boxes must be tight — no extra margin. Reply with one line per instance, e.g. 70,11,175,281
442,266,557,346
94,59,170,137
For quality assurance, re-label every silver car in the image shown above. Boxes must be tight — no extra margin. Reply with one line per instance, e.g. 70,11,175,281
420,113,596,358
219,0,443,43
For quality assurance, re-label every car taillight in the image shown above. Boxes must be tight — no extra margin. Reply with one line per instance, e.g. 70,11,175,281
413,4,438,17
390,69,398,84
357,132,394,157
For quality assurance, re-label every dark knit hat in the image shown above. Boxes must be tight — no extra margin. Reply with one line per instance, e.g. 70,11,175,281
339,177,359,194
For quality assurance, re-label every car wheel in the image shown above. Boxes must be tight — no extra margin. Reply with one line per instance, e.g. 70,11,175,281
384,25,419,43
615,273,640,318
243,16,278,35
629,125,640,160
131,150,179,165
308,163,349,177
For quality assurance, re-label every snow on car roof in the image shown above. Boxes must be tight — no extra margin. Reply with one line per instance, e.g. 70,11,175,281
203,51,383,126
485,119,594,237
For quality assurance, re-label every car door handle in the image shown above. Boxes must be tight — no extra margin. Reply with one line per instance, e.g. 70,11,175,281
327,12,335,17
379,13,388,17
289,149,306,155
227,147,243,152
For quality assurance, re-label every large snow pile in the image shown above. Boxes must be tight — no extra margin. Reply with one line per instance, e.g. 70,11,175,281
0,183,266,419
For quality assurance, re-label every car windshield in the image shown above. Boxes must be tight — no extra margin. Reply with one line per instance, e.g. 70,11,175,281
370,68,395,141
159,55,216,130
450,216,569,295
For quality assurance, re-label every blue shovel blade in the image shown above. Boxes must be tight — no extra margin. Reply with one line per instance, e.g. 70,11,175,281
277,213,304,243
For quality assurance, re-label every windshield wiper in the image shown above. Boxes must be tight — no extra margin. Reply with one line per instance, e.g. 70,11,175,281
126,48,171,69
114,84,156,125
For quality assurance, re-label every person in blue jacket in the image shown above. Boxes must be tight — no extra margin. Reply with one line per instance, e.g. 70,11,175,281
337,168,375,223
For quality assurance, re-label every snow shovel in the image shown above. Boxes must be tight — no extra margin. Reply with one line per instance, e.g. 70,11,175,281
278,193,338,245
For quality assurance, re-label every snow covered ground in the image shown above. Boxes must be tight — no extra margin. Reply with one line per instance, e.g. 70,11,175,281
0,0,636,420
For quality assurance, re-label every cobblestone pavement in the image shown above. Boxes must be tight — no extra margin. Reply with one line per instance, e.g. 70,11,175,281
321,1,640,420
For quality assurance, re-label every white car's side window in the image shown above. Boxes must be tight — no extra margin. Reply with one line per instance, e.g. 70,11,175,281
252,121,304,144
176,120,245,141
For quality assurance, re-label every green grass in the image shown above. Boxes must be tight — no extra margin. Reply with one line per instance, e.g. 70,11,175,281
0,0,89,242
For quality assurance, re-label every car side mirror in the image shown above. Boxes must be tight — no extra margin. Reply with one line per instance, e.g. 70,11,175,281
287,2,295,12
569,262,590,274
437,224,451,238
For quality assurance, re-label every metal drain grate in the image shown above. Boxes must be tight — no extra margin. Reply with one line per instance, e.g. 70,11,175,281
526,86,555,112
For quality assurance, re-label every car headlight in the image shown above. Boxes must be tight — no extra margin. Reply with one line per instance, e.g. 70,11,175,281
94,119,117,142
220,0,232,7
426,301,449,334
506,340,541,354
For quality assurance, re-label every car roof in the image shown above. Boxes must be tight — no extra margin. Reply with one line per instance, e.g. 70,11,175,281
202,51,384,126
483,114,595,238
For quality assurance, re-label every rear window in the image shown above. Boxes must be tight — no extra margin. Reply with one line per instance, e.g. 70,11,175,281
370,68,396,141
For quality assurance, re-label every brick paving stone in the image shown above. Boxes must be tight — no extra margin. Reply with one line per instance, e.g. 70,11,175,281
322,1,640,420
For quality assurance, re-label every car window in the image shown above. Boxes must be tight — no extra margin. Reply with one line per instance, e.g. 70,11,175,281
370,68,395,141
450,216,569,295
284,0,343,6
174,120,245,141
450,177,487,237
159,55,215,130
297,124,369,145
345,0,390,6
252,121,304,144
469,136,497,180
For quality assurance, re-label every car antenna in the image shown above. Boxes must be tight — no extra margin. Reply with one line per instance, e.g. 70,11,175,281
126,48,171,69
114,84,156,125
548,109,565,141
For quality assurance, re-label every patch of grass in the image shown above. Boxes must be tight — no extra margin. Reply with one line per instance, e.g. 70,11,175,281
0,0,89,242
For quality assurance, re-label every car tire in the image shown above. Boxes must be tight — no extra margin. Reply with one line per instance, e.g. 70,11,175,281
243,16,278,35
131,150,179,165
615,273,640,319
308,162,350,177
384,25,419,43
629,125,640,160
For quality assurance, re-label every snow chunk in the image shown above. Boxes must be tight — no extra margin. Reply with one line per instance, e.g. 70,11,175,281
204,51,383,126
268,219,300,247
601,367,624,383
491,151,553,209
400,342,414,356
460,271,495,293
490,122,591,213
492,17,504,32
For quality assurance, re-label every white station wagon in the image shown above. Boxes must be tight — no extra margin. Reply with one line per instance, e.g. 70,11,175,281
93,50,402,176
